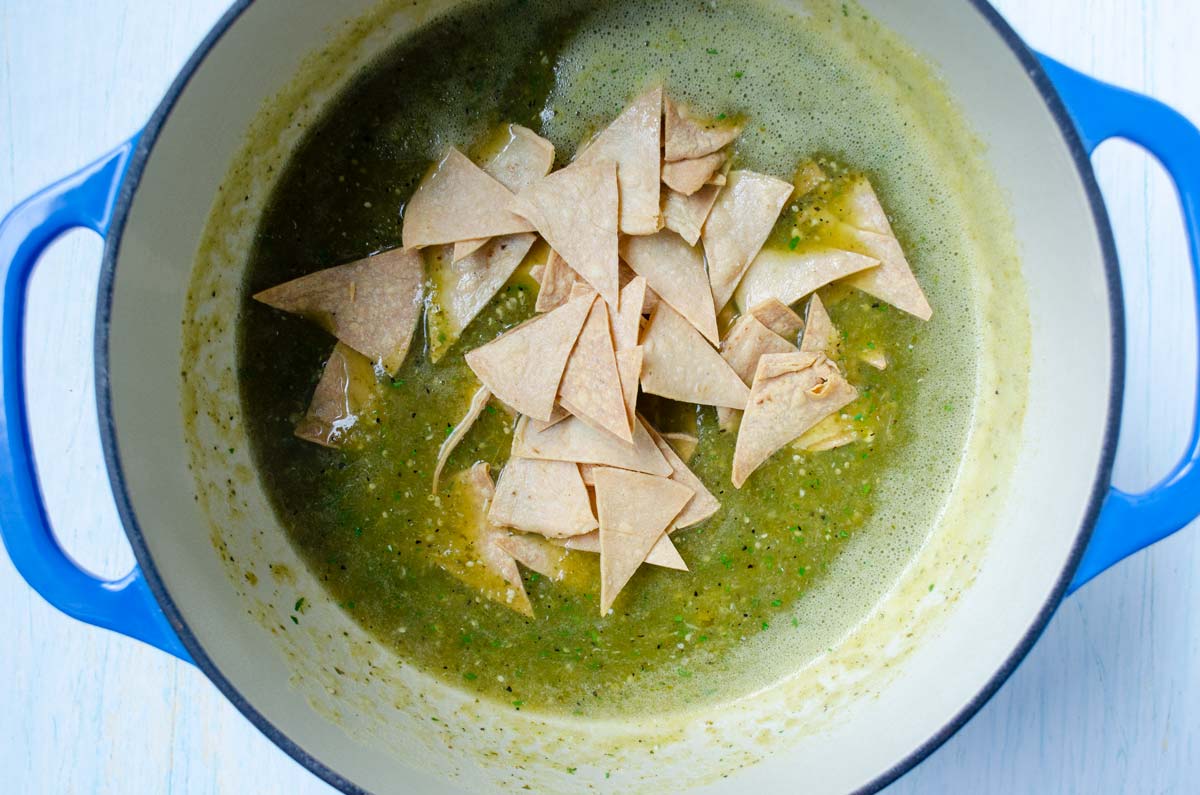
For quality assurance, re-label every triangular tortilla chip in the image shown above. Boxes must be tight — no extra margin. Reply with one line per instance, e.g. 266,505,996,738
489,457,597,538
833,176,893,235
513,414,671,476
620,231,720,344
703,170,794,310
535,249,583,313
573,86,663,235
660,432,698,464
254,247,424,375
464,290,592,421
640,302,749,409
663,98,742,162
795,413,858,452
484,124,555,193
512,162,620,307
615,347,643,430
720,314,796,385
559,298,632,441
645,421,720,530
401,148,534,248
613,276,647,351
662,151,727,196
734,246,878,314
800,294,838,354
732,353,858,488
439,463,532,617
662,184,722,246
594,467,694,613
793,160,829,199
554,529,687,570
860,348,888,370
453,238,490,262
294,342,377,448
432,383,491,492
496,532,574,581
428,233,536,362
749,297,805,342
530,403,570,433
839,225,933,320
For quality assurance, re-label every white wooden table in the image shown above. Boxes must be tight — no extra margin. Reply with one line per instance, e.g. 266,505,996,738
2,1,1197,792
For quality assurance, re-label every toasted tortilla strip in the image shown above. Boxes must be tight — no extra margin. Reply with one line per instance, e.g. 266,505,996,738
440,463,533,617
615,347,643,429
662,151,727,196
559,298,631,441
428,233,536,362
840,225,933,321
750,298,805,342
732,353,858,488
703,170,794,310
254,247,424,375
534,249,582,313
513,415,671,476
620,231,720,344
613,277,647,351
793,160,828,199
734,246,878,314
800,294,838,354
530,403,570,433
720,314,796,385
489,457,597,538
496,533,574,581
795,413,858,452
860,348,887,370
453,238,490,262
660,432,698,464
835,176,893,236
401,148,534,248
555,530,687,570
664,98,742,162
431,384,491,492
645,421,720,530
484,124,555,193
662,184,721,246
294,343,377,448
594,467,693,612
573,86,663,235
640,303,749,409
464,290,592,421
513,162,620,307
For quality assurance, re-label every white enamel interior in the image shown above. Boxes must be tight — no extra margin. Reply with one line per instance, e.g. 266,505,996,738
104,0,1114,793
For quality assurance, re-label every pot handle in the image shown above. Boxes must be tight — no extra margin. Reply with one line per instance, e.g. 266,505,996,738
1039,55,1200,592
0,138,191,661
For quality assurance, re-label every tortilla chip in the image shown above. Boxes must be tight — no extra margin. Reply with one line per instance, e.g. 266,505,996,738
613,277,647,351
559,298,632,442
439,463,533,617
664,98,742,162
496,532,574,582
732,353,858,488
530,403,571,433
573,86,663,235
401,148,534,248
620,231,720,344
720,314,796,385
489,457,598,538
453,238,490,262
464,289,592,421
512,162,620,307
254,247,424,375
660,432,698,464
703,170,794,310
795,413,858,452
662,151,727,196
428,233,537,362
555,529,687,570
594,467,694,612
662,184,721,246
615,347,644,429
484,124,555,193
800,294,838,354
645,421,720,530
431,383,491,492
749,297,805,342
793,160,828,199
860,348,887,370
640,302,749,409
294,343,377,448
840,225,933,321
513,414,672,476
733,246,878,314
532,249,580,313
835,176,893,236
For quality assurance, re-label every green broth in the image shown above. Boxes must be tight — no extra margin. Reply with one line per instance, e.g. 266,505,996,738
238,0,981,716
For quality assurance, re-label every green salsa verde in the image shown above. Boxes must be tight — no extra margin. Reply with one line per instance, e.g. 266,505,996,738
237,0,983,717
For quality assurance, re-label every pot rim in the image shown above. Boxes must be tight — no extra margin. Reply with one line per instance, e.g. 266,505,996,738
92,1,1125,793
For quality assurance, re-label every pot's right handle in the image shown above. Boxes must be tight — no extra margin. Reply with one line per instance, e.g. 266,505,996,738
0,139,191,661
1038,55,1200,592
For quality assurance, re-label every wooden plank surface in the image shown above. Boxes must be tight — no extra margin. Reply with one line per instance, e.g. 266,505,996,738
1,1,1196,792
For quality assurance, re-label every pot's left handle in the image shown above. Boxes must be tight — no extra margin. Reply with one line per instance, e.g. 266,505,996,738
0,139,191,662
1039,56,1200,593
